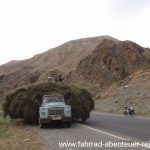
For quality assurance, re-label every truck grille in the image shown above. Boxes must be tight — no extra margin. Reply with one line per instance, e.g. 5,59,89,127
48,108,64,115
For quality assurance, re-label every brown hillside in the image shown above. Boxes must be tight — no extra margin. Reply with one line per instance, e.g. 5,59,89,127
68,39,148,87
0,36,117,106
0,36,149,116
0,36,117,75
95,67,150,116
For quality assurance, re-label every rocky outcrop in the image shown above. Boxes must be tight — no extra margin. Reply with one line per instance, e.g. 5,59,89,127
68,39,148,87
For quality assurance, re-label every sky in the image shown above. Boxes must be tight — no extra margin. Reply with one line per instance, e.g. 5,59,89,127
0,0,150,65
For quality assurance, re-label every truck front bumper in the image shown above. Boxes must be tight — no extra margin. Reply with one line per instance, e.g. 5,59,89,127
62,116,72,122
39,115,72,124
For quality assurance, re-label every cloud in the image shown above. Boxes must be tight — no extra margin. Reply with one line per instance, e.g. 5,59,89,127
108,0,150,18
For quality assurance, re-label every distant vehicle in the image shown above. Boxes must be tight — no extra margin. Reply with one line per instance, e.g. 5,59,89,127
124,106,134,117
39,95,72,128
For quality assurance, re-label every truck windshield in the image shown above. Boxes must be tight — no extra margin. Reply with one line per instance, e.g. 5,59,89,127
43,96,64,103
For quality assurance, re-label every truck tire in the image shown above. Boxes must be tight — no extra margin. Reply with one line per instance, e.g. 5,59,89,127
81,117,87,123
66,122,71,127
39,120,44,128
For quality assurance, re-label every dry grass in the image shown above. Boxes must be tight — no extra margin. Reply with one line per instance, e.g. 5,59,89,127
4,82,94,124
68,80,100,99
0,117,47,150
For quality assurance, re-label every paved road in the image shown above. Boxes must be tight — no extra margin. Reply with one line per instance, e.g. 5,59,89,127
39,113,150,150
86,112,150,142
39,124,149,150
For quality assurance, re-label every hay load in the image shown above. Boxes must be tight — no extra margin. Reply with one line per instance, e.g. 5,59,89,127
3,83,94,124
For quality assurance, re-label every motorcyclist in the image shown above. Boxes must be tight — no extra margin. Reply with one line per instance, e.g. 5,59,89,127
124,106,134,116
129,106,134,116
124,106,128,115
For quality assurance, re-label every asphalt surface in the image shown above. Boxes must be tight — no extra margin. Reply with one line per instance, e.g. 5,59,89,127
39,113,150,150
86,112,150,142
39,124,148,150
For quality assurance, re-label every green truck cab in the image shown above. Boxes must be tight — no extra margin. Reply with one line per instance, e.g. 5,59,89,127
39,95,72,128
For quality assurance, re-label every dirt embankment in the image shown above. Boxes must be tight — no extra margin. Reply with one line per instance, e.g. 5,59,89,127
0,118,47,150
68,39,147,85
95,67,150,116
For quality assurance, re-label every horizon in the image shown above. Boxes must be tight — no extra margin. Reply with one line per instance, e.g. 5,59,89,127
0,34,149,66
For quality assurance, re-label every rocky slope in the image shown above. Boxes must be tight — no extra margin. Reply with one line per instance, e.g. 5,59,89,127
67,39,148,86
95,66,150,116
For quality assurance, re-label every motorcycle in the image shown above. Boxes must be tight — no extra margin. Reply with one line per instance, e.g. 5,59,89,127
124,106,134,117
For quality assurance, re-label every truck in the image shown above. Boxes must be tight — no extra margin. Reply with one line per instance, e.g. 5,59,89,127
39,95,72,128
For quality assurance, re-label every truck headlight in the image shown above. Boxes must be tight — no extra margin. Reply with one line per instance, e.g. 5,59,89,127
65,107,71,116
41,111,46,116
66,109,71,113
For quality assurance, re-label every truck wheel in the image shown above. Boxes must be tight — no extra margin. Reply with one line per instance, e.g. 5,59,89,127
66,122,71,127
40,123,44,128
39,121,44,129
81,117,87,123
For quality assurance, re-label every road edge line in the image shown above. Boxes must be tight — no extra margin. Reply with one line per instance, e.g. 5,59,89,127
76,123,150,149
76,123,128,141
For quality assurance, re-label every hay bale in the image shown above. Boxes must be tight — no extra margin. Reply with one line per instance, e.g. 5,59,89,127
3,83,94,124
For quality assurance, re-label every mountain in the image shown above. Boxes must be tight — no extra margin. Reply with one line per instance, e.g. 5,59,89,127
67,39,148,87
0,35,149,115
0,36,117,75
0,36,117,105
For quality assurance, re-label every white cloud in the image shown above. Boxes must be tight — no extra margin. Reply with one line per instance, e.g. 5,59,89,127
108,0,150,18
